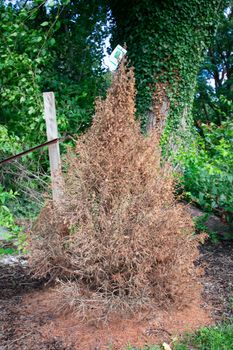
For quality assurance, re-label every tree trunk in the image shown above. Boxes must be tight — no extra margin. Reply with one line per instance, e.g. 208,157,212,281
109,0,227,135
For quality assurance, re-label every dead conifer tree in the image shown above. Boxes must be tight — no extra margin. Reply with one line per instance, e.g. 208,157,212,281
29,62,202,320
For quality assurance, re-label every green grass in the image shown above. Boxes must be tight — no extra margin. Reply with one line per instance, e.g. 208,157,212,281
174,321,233,350
125,320,233,350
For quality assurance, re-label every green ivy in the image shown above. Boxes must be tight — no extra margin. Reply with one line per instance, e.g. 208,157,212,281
109,0,228,139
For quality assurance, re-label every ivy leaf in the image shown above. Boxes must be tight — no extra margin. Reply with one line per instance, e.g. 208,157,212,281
50,38,56,46
41,22,49,27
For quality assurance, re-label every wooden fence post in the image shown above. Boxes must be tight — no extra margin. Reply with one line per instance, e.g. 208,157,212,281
43,92,63,204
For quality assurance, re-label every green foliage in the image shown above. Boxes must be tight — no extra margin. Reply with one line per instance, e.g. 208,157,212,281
0,0,109,144
176,119,233,223
108,0,232,230
193,7,233,127
194,213,210,233
0,1,109,219
109,0,227,135
0,0,231,235
0,247,17,255
0,185,20,235
0,125,20,157
193,214,220,244
174,320,233,350
177,8,233,225
125,320,233,350
0,125,43,254
0,1,51,142
0,123,43,217
0,126,21,233
0,175,27,253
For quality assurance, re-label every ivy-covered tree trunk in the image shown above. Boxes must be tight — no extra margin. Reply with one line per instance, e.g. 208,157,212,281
109,0,228,139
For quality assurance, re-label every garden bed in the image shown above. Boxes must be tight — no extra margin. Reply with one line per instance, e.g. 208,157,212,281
0,240,232,349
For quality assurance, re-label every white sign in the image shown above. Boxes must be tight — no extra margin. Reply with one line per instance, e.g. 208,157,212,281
109,45,127,69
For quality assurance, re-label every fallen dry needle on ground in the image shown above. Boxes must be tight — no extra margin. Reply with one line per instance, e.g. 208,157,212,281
0,241,232,349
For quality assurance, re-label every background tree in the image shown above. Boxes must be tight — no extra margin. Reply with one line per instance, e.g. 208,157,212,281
108,0,228,140
193,7,233,127
179,7,233,224
107,0,233,226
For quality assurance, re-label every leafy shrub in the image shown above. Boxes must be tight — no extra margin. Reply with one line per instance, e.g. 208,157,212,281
176,120,233,224
0,125,40,252
29,62,202,321
0,124,47,219
0,126,21,236
0,184,26,254
193,214,220,244
0,185,19,234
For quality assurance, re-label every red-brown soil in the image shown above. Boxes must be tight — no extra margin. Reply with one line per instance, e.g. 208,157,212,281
20,288,211,350
0,241,232,350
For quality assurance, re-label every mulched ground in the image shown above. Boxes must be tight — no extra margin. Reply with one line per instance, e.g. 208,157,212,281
200,241,233,320
0,263,72,350
0,240,232,350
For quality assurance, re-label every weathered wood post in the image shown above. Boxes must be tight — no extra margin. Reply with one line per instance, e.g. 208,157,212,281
43,92,63,204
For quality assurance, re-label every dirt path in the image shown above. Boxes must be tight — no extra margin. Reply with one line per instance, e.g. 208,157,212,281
0,241,232,350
